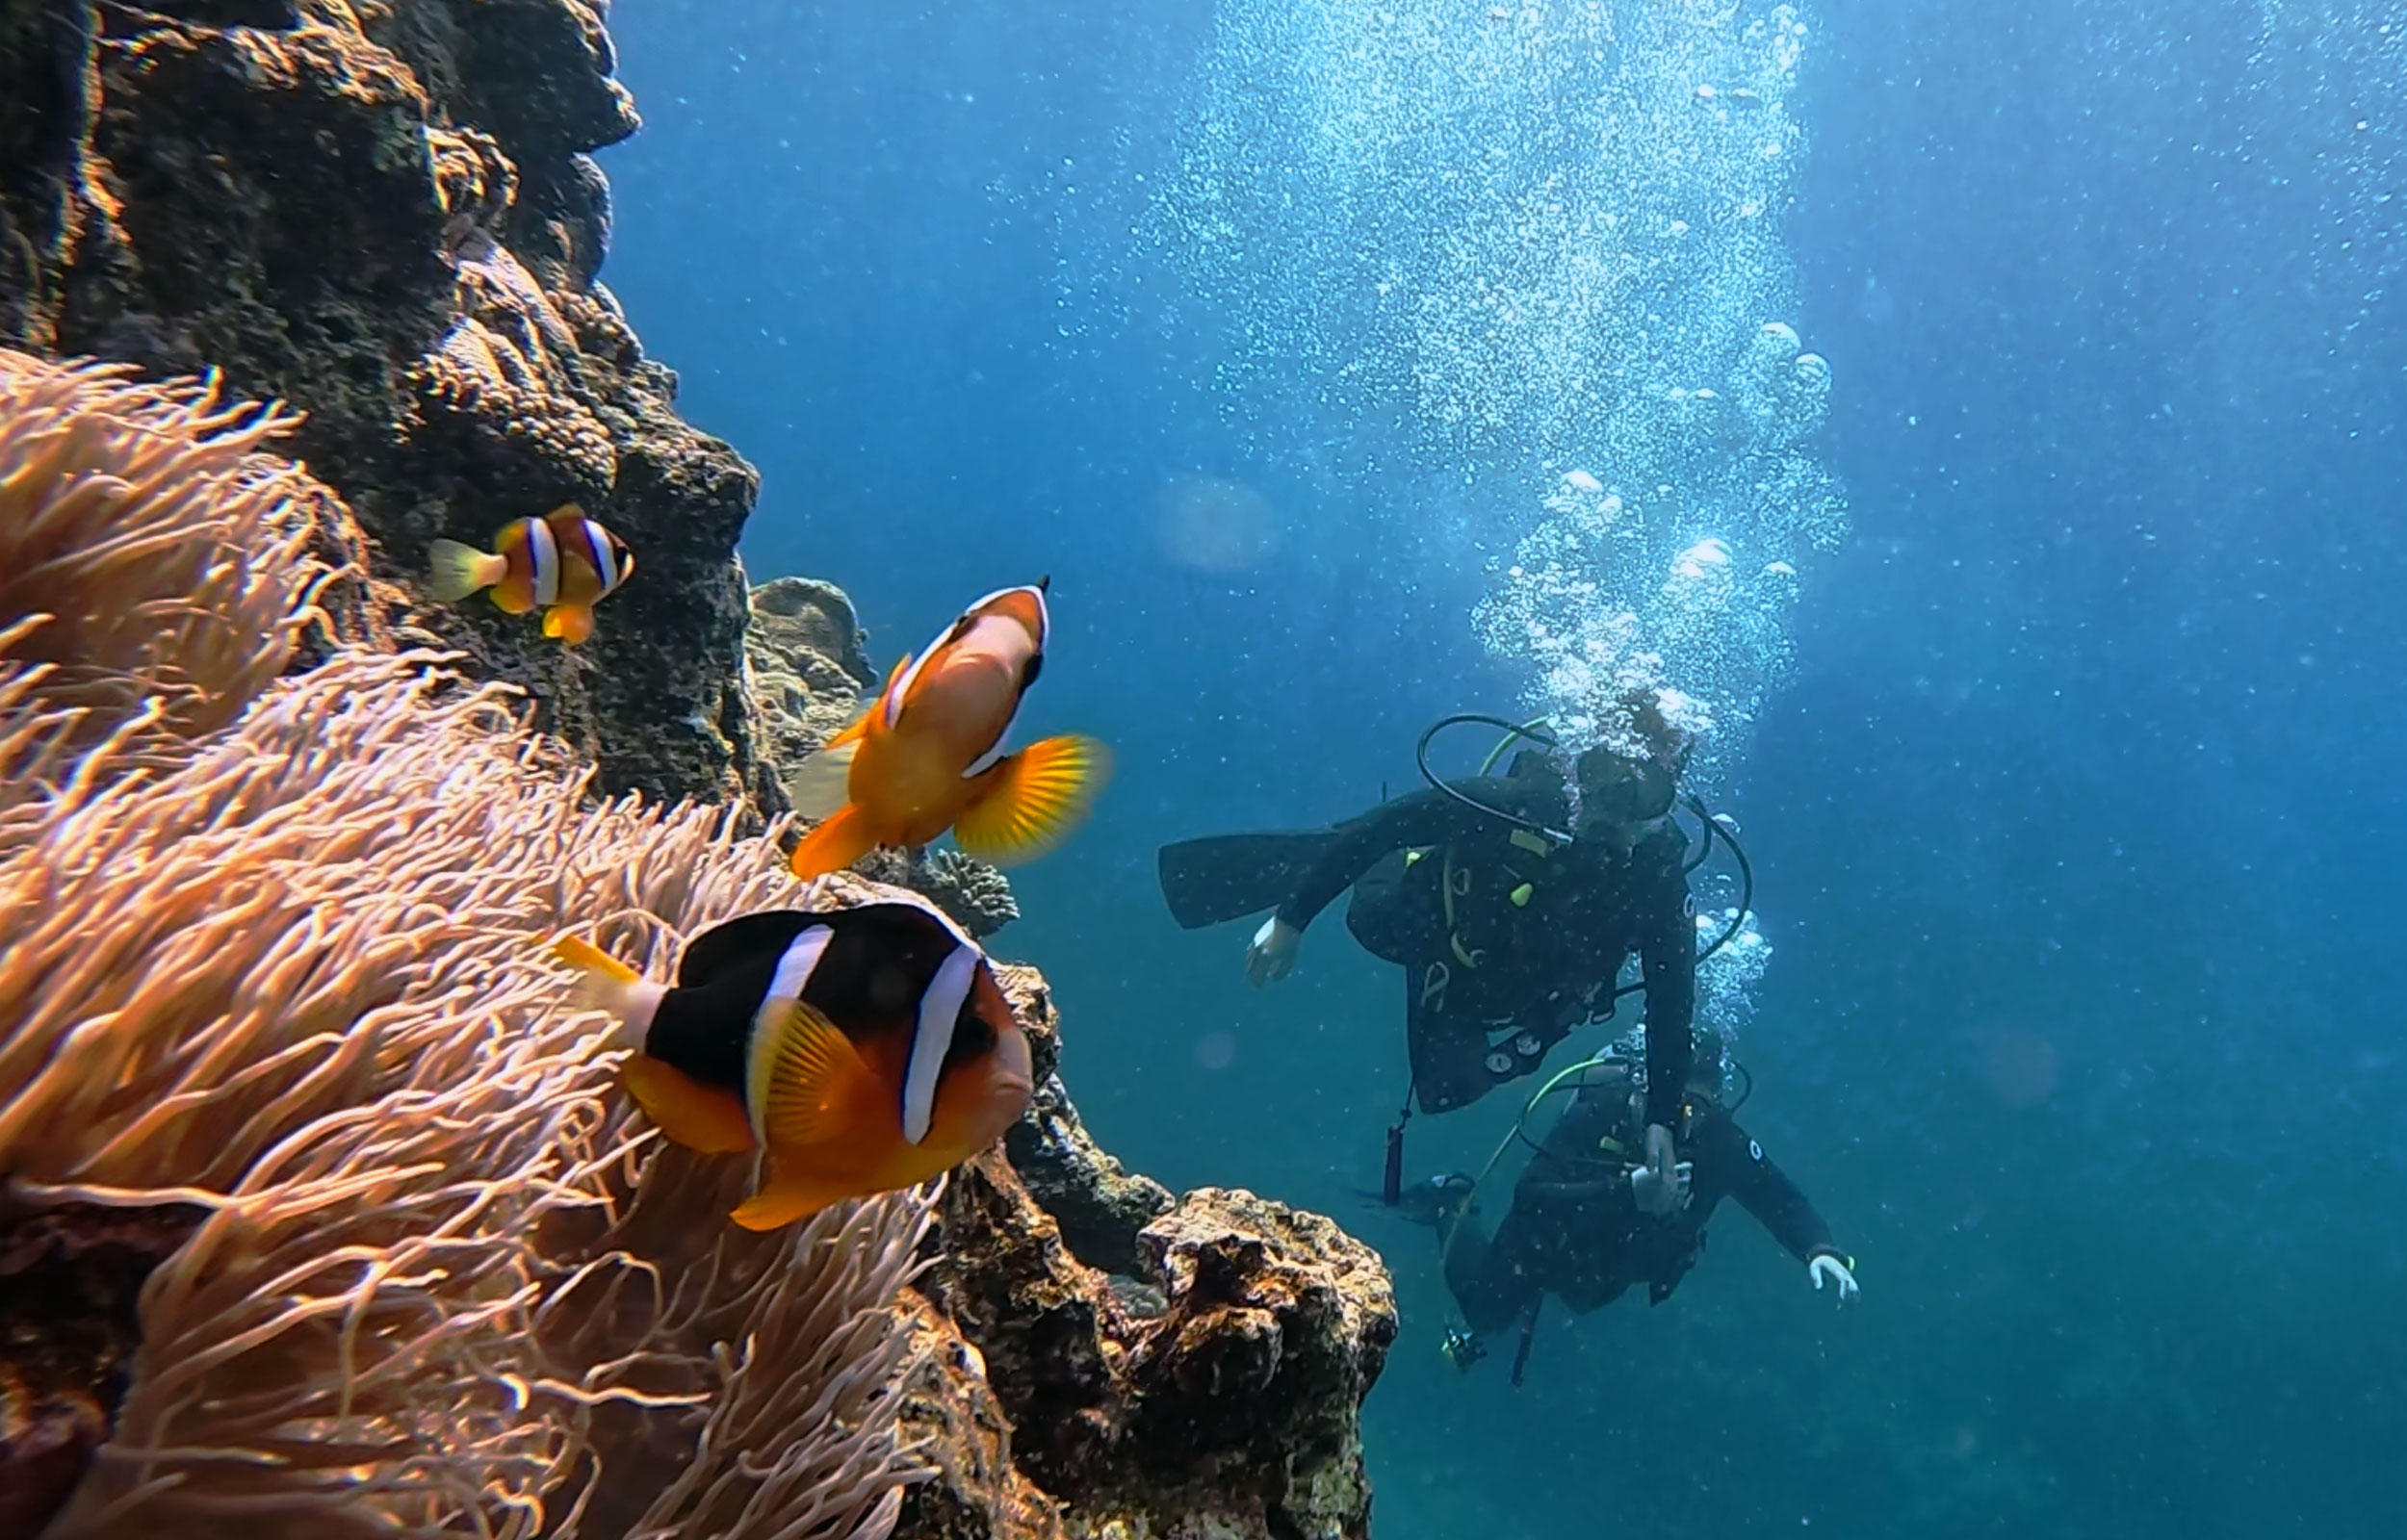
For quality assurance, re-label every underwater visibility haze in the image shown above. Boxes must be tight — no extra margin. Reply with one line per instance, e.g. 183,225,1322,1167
591,0,2404,1536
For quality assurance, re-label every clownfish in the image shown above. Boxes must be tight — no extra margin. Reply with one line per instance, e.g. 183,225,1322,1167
426,503,634,645
552,893,1034,1229
785,578,1110,880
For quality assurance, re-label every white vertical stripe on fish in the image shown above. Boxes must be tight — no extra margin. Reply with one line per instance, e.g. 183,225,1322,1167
527,515,563,606
884,617,953,730
580,518,621,595
902,943,977,1145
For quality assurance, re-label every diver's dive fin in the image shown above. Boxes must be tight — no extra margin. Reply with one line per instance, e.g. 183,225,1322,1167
1154,831,1343,930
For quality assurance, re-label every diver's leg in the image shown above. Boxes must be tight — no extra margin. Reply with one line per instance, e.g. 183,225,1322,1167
1440,1206,1540,1336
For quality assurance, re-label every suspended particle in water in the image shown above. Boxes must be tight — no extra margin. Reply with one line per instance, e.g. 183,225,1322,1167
1154,475,1284,575
1981,1028,2059,1111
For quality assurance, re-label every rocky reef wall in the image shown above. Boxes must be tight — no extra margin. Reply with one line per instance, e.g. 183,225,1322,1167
0,4,1397,1536
0,0,774,810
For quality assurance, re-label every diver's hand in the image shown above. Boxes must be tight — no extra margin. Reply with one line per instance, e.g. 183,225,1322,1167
1808,1252,1860,1304
1247,915,1301,987
1629,1122,1691,1216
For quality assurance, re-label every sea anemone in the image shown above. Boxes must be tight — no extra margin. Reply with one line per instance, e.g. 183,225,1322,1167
1,348,930,1540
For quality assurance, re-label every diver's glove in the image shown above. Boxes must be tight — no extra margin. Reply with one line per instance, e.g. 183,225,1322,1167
1247,915,1301,987
1628,1121,1692,1216
1807,1249,1860,1304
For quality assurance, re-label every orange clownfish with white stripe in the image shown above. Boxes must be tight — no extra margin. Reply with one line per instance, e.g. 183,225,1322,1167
786,578,1110,880
426,503,634,645
552,892,1034,1228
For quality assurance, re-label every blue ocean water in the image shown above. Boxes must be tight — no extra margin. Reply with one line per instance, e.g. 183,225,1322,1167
600,2,2405,1535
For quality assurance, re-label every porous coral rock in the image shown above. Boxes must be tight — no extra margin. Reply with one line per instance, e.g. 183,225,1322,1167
0,0,775,814
892,1293,1068,1540
914,1157,1394,1540
1005,1074,1174,1279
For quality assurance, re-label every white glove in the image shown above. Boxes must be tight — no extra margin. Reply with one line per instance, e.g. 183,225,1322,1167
1628,1122,1692,1216
1808,1252,1860,1304
1247,915,1301,987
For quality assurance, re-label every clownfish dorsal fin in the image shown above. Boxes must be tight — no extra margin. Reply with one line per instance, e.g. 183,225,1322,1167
786,801,880,881
749,996,877,1150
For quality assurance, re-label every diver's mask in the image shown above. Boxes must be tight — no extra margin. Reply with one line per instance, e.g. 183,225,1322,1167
1572,746,1678,860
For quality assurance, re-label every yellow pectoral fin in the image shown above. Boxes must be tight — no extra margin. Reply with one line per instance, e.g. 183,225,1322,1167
543,603,596,645
728,1160,873,1231
755,997,880,1149
621,1057,756,1155
952,733,1113,865
788,801,880,879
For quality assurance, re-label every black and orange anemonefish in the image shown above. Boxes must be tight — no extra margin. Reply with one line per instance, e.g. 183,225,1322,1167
553,892,1034,1229
785,578,1111,880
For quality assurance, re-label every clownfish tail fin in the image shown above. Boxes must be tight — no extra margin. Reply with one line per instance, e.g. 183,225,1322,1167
427,539,506,603
551,934,662,1048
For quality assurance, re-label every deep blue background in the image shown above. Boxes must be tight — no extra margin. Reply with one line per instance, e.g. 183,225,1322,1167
599,2,2406,1534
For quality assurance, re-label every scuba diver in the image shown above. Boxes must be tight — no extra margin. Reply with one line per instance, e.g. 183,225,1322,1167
1421,1034,1858,1383
1156,689,1718,1216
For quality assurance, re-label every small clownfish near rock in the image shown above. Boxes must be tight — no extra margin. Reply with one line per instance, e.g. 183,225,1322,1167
551,892,1034,1229
786,578,1110,881
426,503,634,645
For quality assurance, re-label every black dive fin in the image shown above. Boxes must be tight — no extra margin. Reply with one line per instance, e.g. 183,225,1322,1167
1155,831,1340,931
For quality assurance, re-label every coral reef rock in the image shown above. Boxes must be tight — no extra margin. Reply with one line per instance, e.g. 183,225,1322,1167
1006,1073,1176,1279
0,0,776,812
915,1154,1396,1540
893,1292,1069,1540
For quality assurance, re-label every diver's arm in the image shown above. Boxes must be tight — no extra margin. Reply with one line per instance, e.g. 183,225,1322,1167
1707,1112,1842,1266
1272,782,1511,932
1635,858,1698,1132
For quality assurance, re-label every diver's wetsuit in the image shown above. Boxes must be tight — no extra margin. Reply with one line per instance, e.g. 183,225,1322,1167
1440,1071,1841,1333
1278,772,1695,1121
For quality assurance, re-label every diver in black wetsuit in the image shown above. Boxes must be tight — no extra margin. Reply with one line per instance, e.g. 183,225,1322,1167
1416,1040,1857,1373
1156,691,1705,1214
